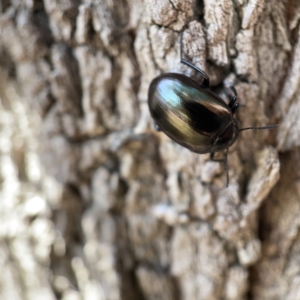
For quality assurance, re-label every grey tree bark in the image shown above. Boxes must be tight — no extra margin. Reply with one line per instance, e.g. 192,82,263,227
0,0,300,299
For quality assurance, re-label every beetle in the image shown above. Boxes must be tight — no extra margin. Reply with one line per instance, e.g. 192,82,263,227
148,32,278,186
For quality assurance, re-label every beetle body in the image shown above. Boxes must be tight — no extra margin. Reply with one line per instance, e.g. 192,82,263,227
147,32,278,186
148,73,239,154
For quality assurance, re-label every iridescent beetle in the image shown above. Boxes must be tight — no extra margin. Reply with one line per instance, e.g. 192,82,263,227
148,32,278,186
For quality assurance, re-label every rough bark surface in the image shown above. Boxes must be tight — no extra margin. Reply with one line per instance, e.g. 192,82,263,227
0,0,299,299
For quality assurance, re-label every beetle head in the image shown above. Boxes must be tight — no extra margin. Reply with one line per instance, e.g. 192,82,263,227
214,119,239,151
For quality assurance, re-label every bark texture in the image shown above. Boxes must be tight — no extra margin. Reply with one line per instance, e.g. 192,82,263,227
0,0,300,299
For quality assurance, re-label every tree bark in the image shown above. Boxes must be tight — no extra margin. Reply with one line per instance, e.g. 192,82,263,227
0,0,300,299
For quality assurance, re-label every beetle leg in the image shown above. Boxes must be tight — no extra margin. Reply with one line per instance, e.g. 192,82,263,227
180,32,210,88
225,148,229,187
231,103,239,115
228,96,237,109
153,122,161,131
210,149,230,187
228,86,237,108
230,86,237,97
210,152,224,162
228,86,239,115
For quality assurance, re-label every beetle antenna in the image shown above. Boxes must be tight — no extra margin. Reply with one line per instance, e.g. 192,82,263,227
239,124,279,132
